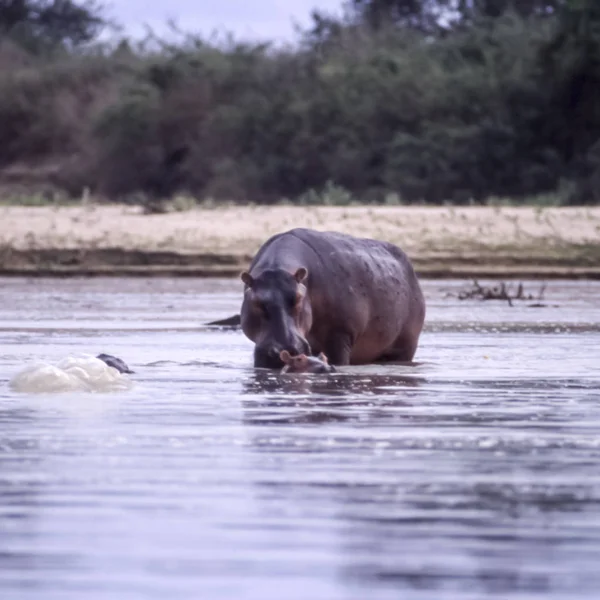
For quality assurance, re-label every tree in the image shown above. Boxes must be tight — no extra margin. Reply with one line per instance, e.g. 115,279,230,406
539,0,600,202
346,0,565,33
457,0,564,20
347,0,457,33
0,0,110,52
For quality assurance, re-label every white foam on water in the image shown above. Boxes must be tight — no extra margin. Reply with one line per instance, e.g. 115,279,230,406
9,354,134,394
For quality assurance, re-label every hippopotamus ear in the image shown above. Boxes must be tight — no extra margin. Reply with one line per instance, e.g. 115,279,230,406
279,350,292,364
318,352,328,364
294,267,308,284
241,271,254,287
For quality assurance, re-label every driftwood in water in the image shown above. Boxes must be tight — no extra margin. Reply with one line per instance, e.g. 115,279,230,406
455,280,547,307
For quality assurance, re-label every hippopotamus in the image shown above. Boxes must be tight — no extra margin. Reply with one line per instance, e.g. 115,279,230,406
96,353,134,374
279,350,336,374
240,228,425,369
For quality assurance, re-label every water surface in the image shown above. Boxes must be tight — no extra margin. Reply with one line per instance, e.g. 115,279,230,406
1,277,599,600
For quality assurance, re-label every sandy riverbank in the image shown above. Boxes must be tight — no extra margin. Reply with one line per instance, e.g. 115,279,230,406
1,204,599,278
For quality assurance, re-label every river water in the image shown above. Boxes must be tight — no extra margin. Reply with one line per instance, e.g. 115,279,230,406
1,277,599,600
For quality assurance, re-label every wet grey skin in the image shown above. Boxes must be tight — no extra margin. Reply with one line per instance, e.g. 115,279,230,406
279,350,336,374
239,228,426,369
96,353,134,374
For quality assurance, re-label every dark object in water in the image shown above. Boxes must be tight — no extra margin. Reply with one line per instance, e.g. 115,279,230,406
97,353,134,374
280,350,336,374
455,280,547,307
206,314,241,327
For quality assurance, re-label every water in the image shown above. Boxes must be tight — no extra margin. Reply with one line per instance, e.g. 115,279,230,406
1,277,599,600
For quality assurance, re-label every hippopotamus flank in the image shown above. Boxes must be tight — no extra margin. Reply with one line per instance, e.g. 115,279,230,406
240,228,426,369
280,350,336,374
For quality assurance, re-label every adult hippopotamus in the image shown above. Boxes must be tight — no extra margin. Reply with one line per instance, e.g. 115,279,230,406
240,228,425,369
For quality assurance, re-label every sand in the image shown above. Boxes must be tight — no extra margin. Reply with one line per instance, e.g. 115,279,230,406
1,204,599,277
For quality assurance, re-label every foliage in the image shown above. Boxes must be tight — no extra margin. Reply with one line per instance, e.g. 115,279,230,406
0,0,598,205
0,0,111,53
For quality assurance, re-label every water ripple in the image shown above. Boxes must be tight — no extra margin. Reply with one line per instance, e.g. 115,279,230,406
1,277,600,599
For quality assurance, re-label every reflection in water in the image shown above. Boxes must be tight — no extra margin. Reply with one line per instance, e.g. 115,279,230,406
239,366,600,596
0,406,42,577
241,378,600,596
1,277,600,599
243,368,423,396
331,473,598,594
241,370,422,425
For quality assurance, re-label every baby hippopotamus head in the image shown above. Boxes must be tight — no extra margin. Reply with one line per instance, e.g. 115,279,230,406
279,350,336,374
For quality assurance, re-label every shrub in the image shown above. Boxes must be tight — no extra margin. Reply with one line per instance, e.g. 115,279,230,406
0,6,598,206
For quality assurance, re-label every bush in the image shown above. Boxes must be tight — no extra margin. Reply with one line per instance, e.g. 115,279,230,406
0,6,598,206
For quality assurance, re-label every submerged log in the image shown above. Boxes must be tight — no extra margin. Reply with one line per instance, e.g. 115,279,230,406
455,280,547,307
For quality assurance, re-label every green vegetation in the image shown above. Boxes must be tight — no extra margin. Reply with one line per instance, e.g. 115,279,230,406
0,0,599,206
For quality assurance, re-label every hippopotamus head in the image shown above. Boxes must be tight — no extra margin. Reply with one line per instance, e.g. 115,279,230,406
96,353,134,374
240,267,313,368
279,350,336,374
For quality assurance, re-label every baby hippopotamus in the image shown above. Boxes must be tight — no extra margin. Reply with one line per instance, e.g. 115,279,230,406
279,350,336,374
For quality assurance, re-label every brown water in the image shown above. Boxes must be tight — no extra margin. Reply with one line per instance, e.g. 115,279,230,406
1,277,599,600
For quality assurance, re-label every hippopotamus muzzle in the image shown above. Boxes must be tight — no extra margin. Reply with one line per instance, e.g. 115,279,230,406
240,266,314,370
254,336,312,369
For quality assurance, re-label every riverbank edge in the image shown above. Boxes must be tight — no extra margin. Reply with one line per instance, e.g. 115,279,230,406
1,248,599,279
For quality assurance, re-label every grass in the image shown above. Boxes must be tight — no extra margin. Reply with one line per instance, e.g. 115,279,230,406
484,191,567,208
0,189,581,209
0,193,80,206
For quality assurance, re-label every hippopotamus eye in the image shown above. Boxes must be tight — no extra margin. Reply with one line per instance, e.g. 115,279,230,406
286,292,301,312
253,300,269,319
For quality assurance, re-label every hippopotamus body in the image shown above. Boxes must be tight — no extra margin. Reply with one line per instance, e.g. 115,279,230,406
240,228,425,369
280,350,336,374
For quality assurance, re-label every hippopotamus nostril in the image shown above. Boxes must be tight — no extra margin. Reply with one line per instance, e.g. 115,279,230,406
268,347,285,360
